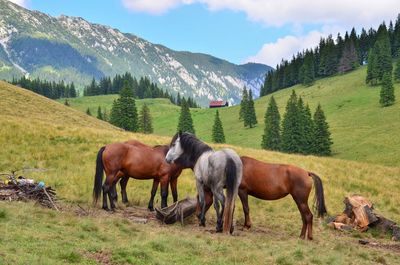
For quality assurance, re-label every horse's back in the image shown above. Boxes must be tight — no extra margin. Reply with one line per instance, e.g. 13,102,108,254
240,156,311,200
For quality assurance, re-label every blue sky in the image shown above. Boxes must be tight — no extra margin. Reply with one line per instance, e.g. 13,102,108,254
13,0,399,67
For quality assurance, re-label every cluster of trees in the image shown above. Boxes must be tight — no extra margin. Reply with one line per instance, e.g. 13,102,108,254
92,81,153,134
261,91,332,156
176,99,227,144
83,72,199,108
260,15,400,96
11,76,77,99
239,87,257,128
365,24,398,107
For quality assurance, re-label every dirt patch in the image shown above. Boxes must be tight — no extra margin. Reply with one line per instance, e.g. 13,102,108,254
83,251,116,265
359,240,400,254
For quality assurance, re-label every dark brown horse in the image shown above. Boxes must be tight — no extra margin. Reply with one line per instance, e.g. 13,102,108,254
200,156,327,240
93,141,183,211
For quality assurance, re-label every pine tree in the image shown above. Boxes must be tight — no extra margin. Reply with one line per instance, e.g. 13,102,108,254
338,39,359,73
244,89,257,128
395,57,400,82
366,48,379,85
97,106,103,120
281,91,302,153
86,107,91,116
110,81,138,131
313,104,332,156
300,51,315,86
177,98,195,134
261,96,281,151
239,87,248,120
380,72,396,107
299,102,315,155
139,104,153,134
211,110,225,143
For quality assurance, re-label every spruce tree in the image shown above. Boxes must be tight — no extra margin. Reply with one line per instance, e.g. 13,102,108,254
299,102,315,155
177,98,195,134
239,87,248,120
300,51,315,86
338,40,359,73
86,107,92,116
366,48,379,85
244,89,257,128
281,91,302,153
380,72,396,107
110,81,138,131
139,104,154,134
211,110,225,143
97,106,103,120
261,96,281,151
313,104,332,156
395,57,400,82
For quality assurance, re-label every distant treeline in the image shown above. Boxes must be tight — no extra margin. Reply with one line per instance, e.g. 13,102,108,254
260,15,400,96
83,72,200,108
11,76,77,99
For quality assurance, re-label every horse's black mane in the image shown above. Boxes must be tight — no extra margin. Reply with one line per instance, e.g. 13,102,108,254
171,132,212,169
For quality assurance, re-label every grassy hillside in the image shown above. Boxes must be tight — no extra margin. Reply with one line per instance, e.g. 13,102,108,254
64,66,400,167
1,81,400,264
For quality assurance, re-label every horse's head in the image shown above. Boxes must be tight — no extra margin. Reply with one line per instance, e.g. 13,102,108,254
165,131,184,164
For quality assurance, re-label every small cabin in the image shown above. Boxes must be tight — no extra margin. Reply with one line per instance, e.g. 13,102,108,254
209,100,229,108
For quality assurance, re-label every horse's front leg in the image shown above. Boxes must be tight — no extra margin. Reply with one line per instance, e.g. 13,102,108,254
160,176,169,209
148,179,159,211
196,179,206,226
170,176,178,203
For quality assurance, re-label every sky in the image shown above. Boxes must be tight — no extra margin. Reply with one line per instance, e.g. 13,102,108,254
10,0,400,67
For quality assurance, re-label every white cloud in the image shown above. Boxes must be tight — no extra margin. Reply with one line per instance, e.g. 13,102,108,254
9,0,28,7
121,0,194,15
246,26,345,66
121,0,398,28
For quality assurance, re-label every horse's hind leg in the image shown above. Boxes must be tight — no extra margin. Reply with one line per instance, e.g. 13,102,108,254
295,201,313,240
120,176,129,204
238,189,251,229
213,189,225,233
148,179,159,211
103,173,118,211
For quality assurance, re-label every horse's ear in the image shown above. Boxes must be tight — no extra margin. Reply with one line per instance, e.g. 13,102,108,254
178,130,182,137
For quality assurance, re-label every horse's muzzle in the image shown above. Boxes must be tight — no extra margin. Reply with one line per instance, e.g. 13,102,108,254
165,158,172,164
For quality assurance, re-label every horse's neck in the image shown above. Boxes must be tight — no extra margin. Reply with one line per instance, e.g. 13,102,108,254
193,151,213,175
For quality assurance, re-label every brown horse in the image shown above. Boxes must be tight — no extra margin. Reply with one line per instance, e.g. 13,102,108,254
117,140,182,210
200,156,327,240
93,141,183,211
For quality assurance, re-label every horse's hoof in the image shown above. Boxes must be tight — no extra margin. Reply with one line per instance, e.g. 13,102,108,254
243,224,251,230
123,200,129,205
199,222,206,227
148,206,154,211
216,227,223,233
102,207,111,211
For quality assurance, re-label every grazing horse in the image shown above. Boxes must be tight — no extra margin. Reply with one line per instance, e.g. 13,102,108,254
199,156,327,240
165,132,243,234
92,141,183,211
116,140,183,210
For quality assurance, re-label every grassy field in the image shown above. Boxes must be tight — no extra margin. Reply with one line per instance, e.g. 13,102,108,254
62,66,400,167
1,80,400,264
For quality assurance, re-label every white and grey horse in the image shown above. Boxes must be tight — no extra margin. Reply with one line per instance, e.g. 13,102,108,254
165,132,242,234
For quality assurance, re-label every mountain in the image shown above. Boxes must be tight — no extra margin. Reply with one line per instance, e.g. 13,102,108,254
0,0,272,105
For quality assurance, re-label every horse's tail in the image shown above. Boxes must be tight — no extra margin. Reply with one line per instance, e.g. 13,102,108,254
93,146,106,206
223,157,240,234
309,172,327,217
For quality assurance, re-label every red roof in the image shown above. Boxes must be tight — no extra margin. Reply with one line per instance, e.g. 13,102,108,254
209,100,226,106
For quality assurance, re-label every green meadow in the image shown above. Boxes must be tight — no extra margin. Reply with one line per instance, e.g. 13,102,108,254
1,80,400,264
63,66,400,167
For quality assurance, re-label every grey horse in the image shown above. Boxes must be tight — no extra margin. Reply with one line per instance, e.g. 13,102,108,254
165,132,242,234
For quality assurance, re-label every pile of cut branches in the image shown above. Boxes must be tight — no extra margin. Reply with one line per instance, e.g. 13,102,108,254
0,173,59,211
